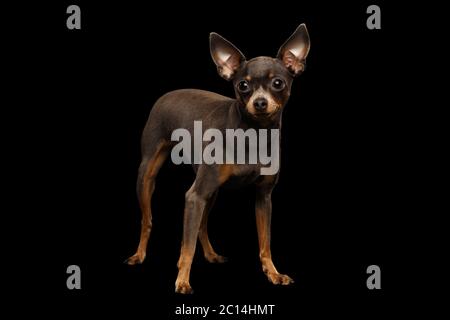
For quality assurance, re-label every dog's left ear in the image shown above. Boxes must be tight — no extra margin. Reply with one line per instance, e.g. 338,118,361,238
277,24,311,76
210,33,246,80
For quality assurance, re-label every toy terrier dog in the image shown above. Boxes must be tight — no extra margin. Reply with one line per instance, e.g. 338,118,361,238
126,24,311,294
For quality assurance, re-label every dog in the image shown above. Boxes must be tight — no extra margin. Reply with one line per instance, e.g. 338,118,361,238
125,24,311,294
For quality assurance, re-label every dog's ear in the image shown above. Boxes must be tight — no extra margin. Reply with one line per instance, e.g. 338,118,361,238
277,24,310,76
210,33,246,81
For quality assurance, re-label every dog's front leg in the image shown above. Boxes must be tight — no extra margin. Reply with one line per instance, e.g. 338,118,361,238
255,187,294,285
175,185,206,294
175,175,221,294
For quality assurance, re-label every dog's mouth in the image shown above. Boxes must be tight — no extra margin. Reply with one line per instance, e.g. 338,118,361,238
252,112,272,119
248,106,281,120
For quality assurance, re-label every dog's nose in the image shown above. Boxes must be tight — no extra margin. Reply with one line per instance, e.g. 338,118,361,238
253,97,268,111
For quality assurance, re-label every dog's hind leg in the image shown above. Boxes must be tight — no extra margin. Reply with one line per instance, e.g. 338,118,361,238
198,191,227,263
125,140,171,265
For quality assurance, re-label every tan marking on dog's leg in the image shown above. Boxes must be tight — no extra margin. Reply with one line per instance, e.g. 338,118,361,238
198,191,227,263
126,141,170,265
255,190,294,285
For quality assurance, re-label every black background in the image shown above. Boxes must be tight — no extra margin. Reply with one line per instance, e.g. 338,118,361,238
14,0,419,318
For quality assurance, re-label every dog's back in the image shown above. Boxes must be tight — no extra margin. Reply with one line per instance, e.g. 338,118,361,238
141,89,236,157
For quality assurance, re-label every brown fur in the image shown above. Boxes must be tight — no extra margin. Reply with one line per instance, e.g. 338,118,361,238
125,24,310,294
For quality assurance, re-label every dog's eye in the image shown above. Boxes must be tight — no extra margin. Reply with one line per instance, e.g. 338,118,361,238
237,80,250,93
271,78,285,91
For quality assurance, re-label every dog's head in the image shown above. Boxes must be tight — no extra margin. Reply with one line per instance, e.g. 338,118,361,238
210,24,310,123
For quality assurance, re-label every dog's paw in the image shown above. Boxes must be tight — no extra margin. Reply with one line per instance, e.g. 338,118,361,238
205,253,228,264
267,272,294,285
124,253,145,265
175,281,194,294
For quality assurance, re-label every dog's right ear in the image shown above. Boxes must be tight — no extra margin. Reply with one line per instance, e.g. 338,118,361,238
210,33,246,81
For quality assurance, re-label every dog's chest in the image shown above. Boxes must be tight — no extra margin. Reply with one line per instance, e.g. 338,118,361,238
222,164,262,188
